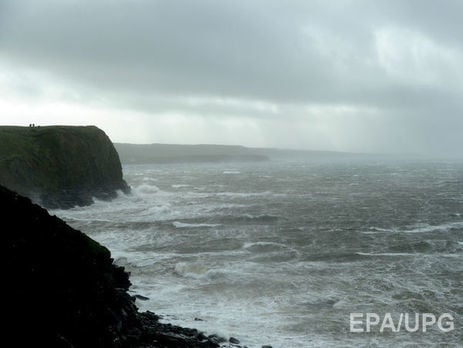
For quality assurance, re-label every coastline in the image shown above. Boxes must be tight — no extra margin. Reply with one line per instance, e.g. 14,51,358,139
1,184,256,347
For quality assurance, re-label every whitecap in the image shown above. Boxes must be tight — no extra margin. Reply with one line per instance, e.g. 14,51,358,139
172,221,221,228
174,262,209,278
356,252,460,258
365,221,463,234
356,252,417,257
134,183,162,195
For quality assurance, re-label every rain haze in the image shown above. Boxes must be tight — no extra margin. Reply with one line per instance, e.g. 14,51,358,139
1,0,463,156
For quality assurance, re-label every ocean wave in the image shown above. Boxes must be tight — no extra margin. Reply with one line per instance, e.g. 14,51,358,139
134,183,162,195
356,252,417,257
53,161,463,347
365,221,463,234
215,191,285,198
243,241,294,252
356,252,460,258
217,214,280,224
172,221,222,228
174,262,209,279
302,252,369,262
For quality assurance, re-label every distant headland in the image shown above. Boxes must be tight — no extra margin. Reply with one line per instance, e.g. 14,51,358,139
114,142,369,165
115,143,269,164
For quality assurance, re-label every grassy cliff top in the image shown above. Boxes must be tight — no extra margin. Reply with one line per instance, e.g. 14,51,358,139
0,125,100,157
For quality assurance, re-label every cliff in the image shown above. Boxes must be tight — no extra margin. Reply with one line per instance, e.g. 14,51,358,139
1,184,232,347
0,125,130,209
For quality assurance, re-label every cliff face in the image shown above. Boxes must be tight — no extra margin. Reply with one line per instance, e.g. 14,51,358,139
1,185,227,347
0,125,130,208
1,184,137,346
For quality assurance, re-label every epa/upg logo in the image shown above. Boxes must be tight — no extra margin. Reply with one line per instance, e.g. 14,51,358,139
350,313,454,333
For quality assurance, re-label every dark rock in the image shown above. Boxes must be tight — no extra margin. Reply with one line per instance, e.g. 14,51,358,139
0,125,130,209
230,337,240,344
1,184,136,346
134,294,150,301
208,334,227,344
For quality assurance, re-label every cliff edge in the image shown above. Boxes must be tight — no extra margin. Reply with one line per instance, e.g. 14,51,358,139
0,125,130,208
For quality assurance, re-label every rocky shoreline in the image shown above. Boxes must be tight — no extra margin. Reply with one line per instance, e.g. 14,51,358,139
1,184,265,347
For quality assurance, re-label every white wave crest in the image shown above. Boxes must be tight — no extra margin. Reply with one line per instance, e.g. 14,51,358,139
172,221,221,228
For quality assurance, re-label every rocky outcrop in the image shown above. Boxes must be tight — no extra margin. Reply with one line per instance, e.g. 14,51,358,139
1,184,231,347
0,125,130,209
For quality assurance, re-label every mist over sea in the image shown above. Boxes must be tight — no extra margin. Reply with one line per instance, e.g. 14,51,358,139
54,157,463,347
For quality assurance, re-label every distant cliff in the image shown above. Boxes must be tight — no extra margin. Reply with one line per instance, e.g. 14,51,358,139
0,125,130,209
115,143,269,164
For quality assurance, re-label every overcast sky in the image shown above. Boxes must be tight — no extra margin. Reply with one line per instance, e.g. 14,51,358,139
1,0,463,155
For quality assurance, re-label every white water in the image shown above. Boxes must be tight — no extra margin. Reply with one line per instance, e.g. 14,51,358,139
53,159,463,347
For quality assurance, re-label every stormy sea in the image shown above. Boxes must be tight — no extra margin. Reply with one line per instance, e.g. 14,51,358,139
54,157,463,347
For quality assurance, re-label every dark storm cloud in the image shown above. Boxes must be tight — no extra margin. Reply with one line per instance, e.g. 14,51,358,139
0,1,329,104
0,0,443,103
1,0,463,155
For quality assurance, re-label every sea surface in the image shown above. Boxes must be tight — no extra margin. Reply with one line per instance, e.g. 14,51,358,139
53,157,463,347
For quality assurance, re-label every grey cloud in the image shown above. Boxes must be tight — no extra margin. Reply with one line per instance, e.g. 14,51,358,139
0,0,402,103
